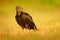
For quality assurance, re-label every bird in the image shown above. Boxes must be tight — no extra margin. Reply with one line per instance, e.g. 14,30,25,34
15,6,37,31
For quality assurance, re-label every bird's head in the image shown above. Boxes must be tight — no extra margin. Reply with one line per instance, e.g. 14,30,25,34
16,6,23,15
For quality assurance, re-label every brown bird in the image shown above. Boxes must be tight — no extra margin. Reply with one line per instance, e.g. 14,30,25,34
15,6,37,31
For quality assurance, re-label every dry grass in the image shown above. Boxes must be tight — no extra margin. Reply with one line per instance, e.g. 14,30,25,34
0,10,60,40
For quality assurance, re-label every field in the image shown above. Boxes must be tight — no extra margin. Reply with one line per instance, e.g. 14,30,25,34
0,0,60,40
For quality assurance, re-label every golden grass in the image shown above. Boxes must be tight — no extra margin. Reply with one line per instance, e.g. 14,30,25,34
0,10,60,40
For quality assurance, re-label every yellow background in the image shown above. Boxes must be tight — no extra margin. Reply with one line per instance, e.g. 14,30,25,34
0,0,60,40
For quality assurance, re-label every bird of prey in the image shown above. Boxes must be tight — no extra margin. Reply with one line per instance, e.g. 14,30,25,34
15,6,37,31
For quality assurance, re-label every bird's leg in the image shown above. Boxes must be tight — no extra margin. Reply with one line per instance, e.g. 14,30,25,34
25,24,30,32
21,26,25,36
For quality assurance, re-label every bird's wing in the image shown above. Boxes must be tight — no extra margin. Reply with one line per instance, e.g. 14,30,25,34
15,15,20,24
23,15,36,29
24,13,32,19
22,13,33,22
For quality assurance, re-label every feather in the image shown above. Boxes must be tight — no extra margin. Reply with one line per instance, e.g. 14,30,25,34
15,11,37,31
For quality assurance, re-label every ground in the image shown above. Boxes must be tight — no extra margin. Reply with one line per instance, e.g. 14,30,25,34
0,9,60,40
0,0,60,40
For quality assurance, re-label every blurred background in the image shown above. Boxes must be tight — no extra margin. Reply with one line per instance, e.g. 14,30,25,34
0,0,60,40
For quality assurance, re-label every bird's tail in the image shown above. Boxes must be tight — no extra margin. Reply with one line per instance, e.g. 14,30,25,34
33,23,40,31
33,26,38,31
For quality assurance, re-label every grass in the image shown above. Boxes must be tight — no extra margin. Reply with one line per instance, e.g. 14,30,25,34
0,0,60,40
0,9,60,40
